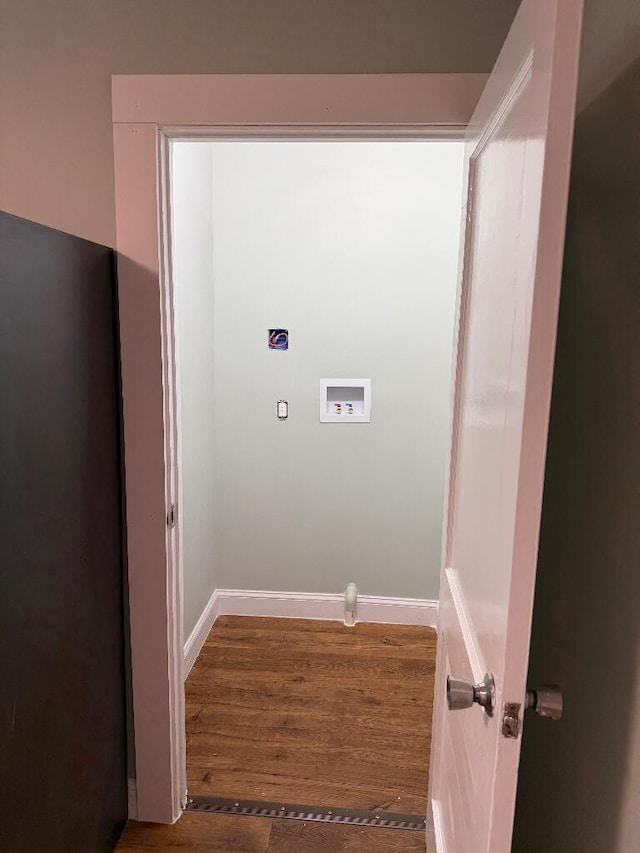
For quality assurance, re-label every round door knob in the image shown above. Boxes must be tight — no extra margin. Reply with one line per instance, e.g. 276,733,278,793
446,676,475,710
526,684,563,720
447,672,495,715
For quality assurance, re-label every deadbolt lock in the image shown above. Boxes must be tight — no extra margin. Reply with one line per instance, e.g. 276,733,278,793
447,672,495,716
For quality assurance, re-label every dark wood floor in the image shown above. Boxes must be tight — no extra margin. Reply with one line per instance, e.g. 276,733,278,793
117,617,436,852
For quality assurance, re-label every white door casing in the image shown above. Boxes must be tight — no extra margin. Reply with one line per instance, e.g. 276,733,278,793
428,1,583,851
111,73,486,824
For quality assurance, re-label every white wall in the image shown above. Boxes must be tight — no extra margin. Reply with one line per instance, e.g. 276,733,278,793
171,142,217,642
205,141,463,599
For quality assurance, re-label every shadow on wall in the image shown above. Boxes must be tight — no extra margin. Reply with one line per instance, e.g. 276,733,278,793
513,56,640,852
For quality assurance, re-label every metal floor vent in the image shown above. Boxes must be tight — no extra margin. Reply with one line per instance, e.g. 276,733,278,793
185,795,427,832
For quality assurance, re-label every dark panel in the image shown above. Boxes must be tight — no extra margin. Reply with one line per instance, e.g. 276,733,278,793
0,213,127,852
513,56,640,852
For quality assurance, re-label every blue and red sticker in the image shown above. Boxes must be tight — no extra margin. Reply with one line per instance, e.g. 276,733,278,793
268,329,289,351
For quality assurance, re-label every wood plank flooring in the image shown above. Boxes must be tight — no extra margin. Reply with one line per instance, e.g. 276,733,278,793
117,617,436,852
117,813,433,852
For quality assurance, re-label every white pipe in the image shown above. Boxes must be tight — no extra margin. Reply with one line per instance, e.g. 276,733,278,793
344,582,358,627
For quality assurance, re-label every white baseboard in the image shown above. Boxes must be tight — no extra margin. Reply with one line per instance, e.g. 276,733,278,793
183,588,438,678
350,594,438,627
214,589,438,626
127,778,138,820
183,588,219,678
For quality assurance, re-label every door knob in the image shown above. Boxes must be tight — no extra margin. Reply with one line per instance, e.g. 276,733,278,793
447,672,495,715
526,684,563,720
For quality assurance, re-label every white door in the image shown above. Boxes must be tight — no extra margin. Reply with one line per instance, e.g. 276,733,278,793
429,0,583,850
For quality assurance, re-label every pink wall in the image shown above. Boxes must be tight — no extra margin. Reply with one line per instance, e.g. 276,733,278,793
0,0,520,246
0,0,634,246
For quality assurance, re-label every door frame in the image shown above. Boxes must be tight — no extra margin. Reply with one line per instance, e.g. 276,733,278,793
112,72,487,824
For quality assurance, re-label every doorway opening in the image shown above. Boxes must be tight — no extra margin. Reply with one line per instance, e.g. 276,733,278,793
169,137,465,838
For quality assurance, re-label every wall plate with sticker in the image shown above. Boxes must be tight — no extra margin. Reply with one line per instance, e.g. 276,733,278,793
269,329,289,350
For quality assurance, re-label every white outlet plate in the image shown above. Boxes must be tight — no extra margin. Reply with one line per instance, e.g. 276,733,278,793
320,379,371,423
